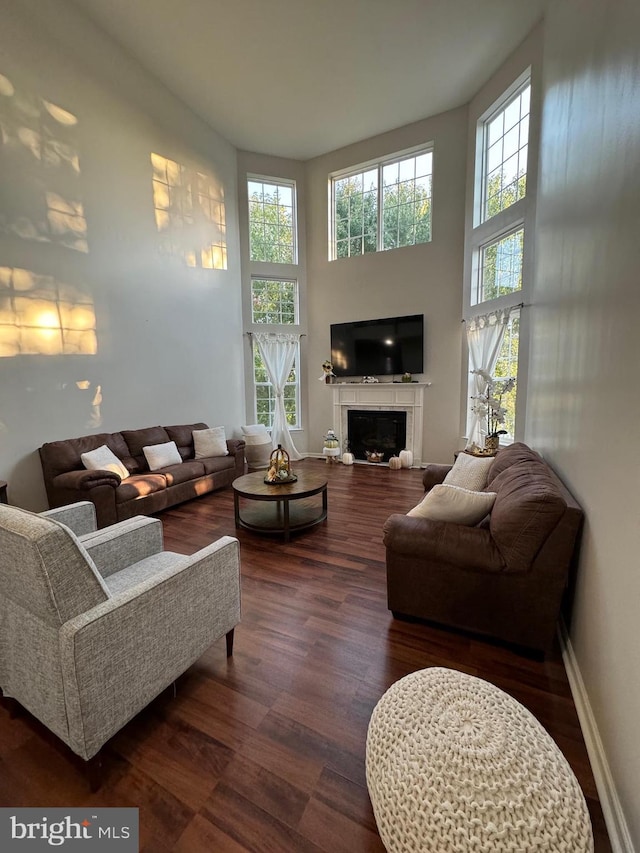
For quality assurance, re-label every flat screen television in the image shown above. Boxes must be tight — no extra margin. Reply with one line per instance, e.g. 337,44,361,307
330,314,424,378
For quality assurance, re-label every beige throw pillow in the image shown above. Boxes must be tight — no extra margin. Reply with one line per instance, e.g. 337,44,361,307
193,426,229,458
407,484,497,525
81,444,129,481
143,440,182,471
444,452,494,491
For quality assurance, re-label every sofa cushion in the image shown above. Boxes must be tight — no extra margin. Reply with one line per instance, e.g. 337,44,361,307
444,453,494,491
143,440,182,471
114,474,168,503
198,455,237,476
489,461,566,572
408,484,497,525
487,442,542,485
122,427,171,471
159,460,206,486
165,422,209,461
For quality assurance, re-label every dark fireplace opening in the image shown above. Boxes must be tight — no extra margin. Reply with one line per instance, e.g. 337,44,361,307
347,410,407,462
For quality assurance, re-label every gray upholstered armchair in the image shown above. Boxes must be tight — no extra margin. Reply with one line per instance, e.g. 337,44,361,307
0,501,241,782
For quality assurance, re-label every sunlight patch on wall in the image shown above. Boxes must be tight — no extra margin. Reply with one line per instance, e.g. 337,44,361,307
0,71,88,252
0,266,96,356
151,153,227,269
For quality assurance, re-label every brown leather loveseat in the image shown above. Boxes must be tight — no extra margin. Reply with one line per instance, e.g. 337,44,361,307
39,423,245,529
382,443,583,655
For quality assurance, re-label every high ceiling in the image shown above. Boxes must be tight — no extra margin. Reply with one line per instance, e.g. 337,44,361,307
70,0,547,160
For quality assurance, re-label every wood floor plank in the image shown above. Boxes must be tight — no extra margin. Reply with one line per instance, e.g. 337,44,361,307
0,459,612,851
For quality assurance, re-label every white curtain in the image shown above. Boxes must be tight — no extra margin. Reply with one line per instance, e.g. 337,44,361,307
465,307,512,448
253,332,302,460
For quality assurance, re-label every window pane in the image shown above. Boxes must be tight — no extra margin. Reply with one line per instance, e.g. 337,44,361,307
248,178,296,262
492,311,520,438
482,84,531,222
253,344,298,428
479,229,524,302
251,279,298,324
380,152,432,251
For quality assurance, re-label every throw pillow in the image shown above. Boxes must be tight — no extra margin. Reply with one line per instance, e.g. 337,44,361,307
143,440,182,471
443,452,494,491
81,445,129,481
407,484,497,525
193,426,229,459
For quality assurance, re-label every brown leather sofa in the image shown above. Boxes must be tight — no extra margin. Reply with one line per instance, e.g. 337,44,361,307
382,443,584,655
39,423,245,529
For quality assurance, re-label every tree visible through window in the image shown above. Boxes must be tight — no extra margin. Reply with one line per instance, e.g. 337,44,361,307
253,346,298,428
248,178,296,263
483,83,530,222
493,310,520,438
478,228,523,303
251,279,297,324
332,149,432,259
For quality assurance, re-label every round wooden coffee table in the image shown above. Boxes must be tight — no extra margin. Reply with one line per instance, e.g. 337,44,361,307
232,470,328,542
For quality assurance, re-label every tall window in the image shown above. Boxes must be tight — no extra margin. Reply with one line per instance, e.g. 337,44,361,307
248,178,296,263
493,309,520,438
331,147,432,259
253,345,299,428
465,69,535,444
245,174,301,429
482,82,530,222
250,276,300,428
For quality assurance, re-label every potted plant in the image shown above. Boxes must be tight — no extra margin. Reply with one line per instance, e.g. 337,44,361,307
470,370,516,450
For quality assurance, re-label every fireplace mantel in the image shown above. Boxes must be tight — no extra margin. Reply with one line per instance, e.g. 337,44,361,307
331,382,429,466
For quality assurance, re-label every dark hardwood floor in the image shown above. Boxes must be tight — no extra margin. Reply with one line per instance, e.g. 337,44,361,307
0,459,611,851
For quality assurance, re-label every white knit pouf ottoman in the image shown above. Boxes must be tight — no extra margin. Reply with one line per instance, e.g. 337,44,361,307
366,667,593,852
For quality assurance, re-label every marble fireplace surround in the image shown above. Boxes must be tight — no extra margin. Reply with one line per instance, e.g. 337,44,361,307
331,382,428,467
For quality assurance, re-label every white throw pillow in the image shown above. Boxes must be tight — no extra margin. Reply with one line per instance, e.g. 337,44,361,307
443,452,494,491
143,440,182,471
81,445,129,481
193,426,229,459
407,484,497,525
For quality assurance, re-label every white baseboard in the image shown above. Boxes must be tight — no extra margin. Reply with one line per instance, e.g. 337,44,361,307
559,621,636,852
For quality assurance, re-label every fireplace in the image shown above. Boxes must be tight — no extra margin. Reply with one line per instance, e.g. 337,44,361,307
347,410,407,462
331,382,428,467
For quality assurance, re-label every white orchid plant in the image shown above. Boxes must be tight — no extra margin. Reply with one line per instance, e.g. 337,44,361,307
470,369,516,438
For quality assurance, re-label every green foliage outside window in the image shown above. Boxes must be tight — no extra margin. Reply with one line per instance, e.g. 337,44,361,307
251,279,297,324
253,347,298,428
333,153,432,258
248,180,295,263
493,313,520,437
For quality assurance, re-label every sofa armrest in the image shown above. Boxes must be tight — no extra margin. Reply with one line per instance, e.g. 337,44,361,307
40,501,97,536
52,469,121,492
59,536,241,759
383,513,505,573
422,464,452,492
226,438,246,457
81,516,164,578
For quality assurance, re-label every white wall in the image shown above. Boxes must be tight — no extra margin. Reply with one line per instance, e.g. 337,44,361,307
528,0,640,846
305,109,468,463
0,0,244,510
